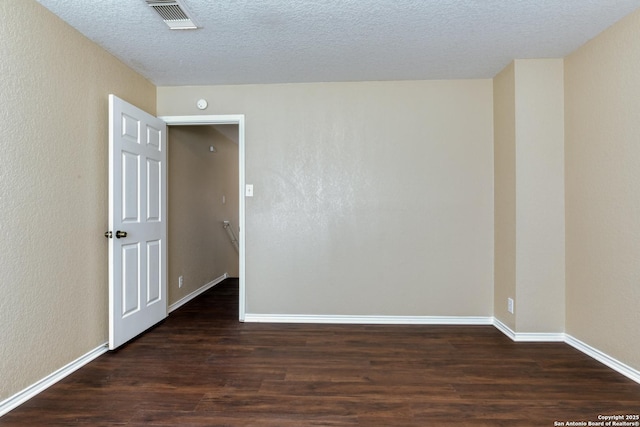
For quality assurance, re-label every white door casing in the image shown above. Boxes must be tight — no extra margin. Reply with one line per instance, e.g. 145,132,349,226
159,114,246,321
108,95,167,350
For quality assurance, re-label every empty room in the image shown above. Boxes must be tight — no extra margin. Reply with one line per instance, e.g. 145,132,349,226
1,0,640,425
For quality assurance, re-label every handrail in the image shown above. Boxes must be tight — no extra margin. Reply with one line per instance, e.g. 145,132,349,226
223,220,239,253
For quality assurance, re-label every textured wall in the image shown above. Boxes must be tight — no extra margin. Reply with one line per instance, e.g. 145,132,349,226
514,59,565,333
0,1,155,401
493,62,517,330
565,8,640,370
168,126,239,304
493,59,566,334
158,80,494,317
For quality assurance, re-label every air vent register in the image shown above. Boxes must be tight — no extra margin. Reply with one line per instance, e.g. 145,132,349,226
146,0,198,30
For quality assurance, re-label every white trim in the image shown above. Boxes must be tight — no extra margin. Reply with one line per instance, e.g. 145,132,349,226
492,318,565,342
493,318,517,340
493,319,640,385
0,343,109,417
3,317,638,418
244,314,494,325
168,273,228,313
565,334,640,384
237,116,246,322
158,114,245,125
514,332,565,342
160,114,246,322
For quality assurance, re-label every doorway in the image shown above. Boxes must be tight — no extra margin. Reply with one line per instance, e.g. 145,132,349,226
161,115,246,321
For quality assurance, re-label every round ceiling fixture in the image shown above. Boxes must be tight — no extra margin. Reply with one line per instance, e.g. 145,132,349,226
196,99,208,110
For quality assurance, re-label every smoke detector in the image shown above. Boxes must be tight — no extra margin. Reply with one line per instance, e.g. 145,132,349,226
146,0,198,30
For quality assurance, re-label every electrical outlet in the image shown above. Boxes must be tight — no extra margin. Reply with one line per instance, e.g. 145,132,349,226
507,297,514,314
179,276,184,288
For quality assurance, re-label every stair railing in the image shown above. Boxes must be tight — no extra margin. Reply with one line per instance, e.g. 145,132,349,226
222,220,239,253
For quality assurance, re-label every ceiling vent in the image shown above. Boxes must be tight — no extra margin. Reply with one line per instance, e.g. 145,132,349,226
146,0,198,30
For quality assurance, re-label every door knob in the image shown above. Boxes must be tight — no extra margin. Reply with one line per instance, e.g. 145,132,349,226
104,231,113,239
115,230,128,239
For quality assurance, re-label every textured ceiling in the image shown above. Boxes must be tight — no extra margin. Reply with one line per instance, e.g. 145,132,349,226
34,0,640,86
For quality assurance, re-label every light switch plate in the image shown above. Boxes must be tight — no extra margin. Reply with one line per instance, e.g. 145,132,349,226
245,184,254,197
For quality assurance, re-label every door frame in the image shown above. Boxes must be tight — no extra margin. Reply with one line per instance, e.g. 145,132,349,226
160,114,246,321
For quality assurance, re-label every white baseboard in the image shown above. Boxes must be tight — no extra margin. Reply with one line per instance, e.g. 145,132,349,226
168,273,228,313
0,343,109,417
244,313,494,325
493,318,640,385
492,318,517,340
565,334,640,384
492,318,565,342
3,306,637,419
1,274,229,418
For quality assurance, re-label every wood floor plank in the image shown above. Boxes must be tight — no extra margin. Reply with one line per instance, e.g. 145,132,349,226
2,278,639,426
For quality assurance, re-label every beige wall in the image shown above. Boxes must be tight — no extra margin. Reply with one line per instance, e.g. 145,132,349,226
158,80,495,316
565,8,640,370
493,59,565,334
0,1,155,401
493,62,517,330
514,59,565,333
168,126,239,304
7,0,639,409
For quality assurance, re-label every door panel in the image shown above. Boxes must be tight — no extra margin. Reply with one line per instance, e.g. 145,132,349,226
147,159,161,221
122,151,140,223
122,243,141,317
109,94,167,350
147,240,162,303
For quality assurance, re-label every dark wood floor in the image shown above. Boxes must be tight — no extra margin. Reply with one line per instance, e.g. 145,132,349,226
2,278,639,426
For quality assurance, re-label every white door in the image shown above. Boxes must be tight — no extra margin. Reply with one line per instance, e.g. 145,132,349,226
108,95,167,350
